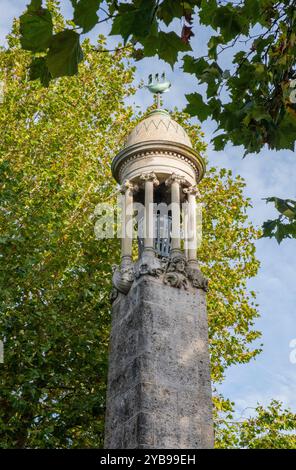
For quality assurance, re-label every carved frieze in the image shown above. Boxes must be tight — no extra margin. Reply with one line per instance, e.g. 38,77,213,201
110,254,208,302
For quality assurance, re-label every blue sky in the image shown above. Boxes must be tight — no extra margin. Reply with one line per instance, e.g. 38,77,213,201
1,0,296,419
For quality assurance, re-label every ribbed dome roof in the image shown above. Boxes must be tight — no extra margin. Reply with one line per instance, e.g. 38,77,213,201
124,109,192,149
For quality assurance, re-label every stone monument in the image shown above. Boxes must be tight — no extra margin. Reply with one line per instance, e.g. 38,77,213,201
104,75,214,449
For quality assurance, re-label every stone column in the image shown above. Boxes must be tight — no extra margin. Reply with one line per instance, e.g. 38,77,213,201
183,201,189,259
140,172,159,256
120,180,138,265
183,186,200,265
166,173,185,257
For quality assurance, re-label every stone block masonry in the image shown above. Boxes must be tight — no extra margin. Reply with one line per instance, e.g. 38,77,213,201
104,275,214,449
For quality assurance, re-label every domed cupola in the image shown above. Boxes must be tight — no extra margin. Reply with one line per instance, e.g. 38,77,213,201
111,74,207,298
111,108,205,186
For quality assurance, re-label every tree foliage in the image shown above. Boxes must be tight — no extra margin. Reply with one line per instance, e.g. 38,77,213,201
0,6,269,448
17,0,296,154
176,116,261,383
215,399,296,448
16,0,296,241
262,197,296,243
0,15,136,448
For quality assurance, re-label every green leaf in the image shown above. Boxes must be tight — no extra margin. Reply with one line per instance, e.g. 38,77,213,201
208,97,222,120
212,133,227,150
199,0,218,26
185,58,223,98
184,92,211,121
242,102,272,126
208,35,222,60
157,32,192,67
265,197,296,219
27,0,42,11
233,51,246,64
29,57,51,87
157,0,184,26
262,198,296,242
243,0,261,20
20,0,53,52
212,5,246,42
252,35,275,56
271,113,296,151
72,0,101,33
183,55,209,76
262,218,296,243
46,30,83,78
262,218,279,238
140,34,159,57
111,0,157,43
183,57,222,85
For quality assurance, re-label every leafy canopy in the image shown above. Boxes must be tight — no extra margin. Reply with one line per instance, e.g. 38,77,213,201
0,5,267,448
262,197,296,243
16,0,296,242
17,0,296,154
215,399,296,449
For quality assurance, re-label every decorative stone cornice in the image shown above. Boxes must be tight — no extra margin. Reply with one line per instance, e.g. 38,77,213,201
111,140,206,184
118,150,200,183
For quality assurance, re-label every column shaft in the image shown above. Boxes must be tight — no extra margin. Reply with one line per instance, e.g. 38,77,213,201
144,179,154,251
183,201,189,259
171,179,181,254
121,184,134,260
188,192,197,262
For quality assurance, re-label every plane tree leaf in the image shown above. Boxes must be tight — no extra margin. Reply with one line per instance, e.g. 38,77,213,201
261,197,296,243
157,32,192,67
110,0,157,43
29,56,51,87
71,0,101,33
184,92,211,121
20,0,53,52
46,30,83,78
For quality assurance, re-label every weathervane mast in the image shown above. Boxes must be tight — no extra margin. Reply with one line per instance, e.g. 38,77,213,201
146,72,171,108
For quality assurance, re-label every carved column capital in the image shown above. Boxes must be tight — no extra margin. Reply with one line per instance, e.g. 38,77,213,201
165,172,186,187
183,185,201,197
140,171,159,187
119,179,139,194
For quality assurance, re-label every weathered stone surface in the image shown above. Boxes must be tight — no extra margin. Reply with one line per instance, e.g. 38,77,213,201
104,275,214,449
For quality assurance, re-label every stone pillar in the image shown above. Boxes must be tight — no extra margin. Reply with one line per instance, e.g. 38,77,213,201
120,180,137,265
184,186,200,265
140,172,159,256
183,201,189,260
107,107,212,450
104,275,214,449
166,173,185,257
